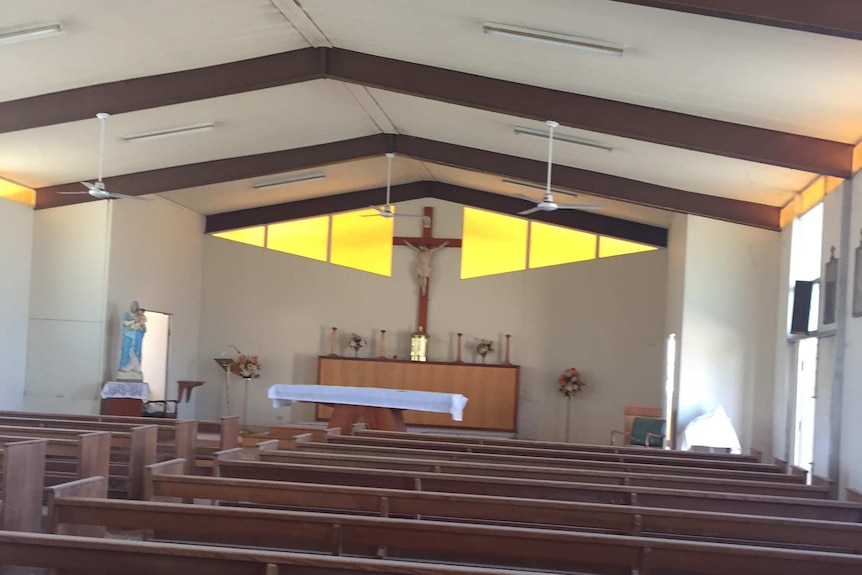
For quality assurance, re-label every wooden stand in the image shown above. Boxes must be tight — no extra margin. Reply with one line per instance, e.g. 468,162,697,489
100,398,142,417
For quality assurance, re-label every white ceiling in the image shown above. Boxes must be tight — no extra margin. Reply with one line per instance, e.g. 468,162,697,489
3,0,861,229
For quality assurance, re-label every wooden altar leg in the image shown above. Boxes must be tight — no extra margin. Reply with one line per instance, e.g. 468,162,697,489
328,405,407,434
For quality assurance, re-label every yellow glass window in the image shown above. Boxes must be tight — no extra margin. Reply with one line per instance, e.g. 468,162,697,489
211,226,266,248
461,208,528,279
0,178,35,207
598,236,658,258
267,216,329,262
330,208,393,276
529,221,597,269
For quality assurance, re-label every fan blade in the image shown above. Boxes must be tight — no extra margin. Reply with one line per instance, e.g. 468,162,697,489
81,181,99,191
556,204,603,210
105,192,152,201
57,191,89,195
518,207,542,215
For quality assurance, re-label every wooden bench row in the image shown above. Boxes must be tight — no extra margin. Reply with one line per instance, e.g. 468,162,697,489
353,428,762,463
146,458,862,552
290,434,807,484
41,476,862,575
215,452,862,521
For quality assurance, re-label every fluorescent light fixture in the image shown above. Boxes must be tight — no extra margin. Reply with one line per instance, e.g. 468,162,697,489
0,23,64,46
503,178,580,196
483,22,624,57
123,122,215,142
514,126,614,152
253,172,326,190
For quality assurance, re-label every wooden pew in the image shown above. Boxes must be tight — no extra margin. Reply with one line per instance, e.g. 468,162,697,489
145,459,862,553
330,434,781,473
0,424,157,499
0,530,573,575
290,436,806,484
0,409,240,452
241,425,341,448
353,428,761,462
0,432,110,487
0,440,46,532
264,445,826,499
43,495,862,574
214,456,862,521
0,416,197,471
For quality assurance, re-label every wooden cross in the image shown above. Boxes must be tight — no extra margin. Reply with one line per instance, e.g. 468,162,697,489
393,207,461,333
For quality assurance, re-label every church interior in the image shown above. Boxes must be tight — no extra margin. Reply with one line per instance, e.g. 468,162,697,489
1,0,862,572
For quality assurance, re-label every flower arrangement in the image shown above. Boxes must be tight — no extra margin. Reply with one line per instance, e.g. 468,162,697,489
475,339,494,363
235,354,261,379
349,333,366,357
558,367,585,397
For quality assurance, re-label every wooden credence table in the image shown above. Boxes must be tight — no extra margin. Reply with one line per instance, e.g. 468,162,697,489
268,385,468,434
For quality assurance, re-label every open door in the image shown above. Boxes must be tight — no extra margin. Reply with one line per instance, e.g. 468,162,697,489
141,310,170,401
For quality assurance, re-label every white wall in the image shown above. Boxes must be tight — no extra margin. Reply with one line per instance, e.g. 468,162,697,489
197,198,668,442
106,198,205,418
25,201,110,413
675,216,781,454
0,199,34,409
842,173,862,494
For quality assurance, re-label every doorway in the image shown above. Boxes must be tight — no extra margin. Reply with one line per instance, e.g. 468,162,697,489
793,337,818,476
141,310,171,401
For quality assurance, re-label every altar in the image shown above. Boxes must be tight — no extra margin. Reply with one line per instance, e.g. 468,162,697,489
316,356,519,432
269,384,468,434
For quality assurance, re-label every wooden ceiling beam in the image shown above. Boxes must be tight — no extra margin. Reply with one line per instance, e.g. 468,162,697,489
607,0,862,41
35,134,392,209
37,134,779,230
325,49,852,178
0,49,321,134
394,136,781,230
3,47,853,177
204,181,668,247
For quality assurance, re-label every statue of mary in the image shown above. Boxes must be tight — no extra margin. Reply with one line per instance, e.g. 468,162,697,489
117,300,147,380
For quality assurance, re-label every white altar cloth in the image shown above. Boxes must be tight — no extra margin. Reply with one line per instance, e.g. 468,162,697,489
268,385,469,421
101,381,151,401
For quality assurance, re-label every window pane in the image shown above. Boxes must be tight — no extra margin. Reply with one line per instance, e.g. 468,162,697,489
529,221,596,269
212,226,265,248
267,217,329,262
330,209,393,276
461,208,527,279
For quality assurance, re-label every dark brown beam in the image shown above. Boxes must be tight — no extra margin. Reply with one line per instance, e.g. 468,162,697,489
3,47,853,177
0,48,321,134
325,49,853,178
608,1,862,41
35,134,392,209
394,136,781,230
205,181,668,247
205,182,432,234
38,134,779,230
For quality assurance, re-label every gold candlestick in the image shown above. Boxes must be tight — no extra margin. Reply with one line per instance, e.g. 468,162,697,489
503,334,512,365
329,327,338,356
378,329,387,358
455,333,463,363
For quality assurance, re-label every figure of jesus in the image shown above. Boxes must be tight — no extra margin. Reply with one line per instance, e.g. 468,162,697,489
403,240,448,296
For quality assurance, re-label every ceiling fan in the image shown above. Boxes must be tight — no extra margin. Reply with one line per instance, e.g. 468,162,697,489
59,113,151,201
364,153,424,219
516,120,602,215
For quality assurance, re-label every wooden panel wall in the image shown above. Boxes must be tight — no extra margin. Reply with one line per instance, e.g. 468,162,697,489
316,357,519,432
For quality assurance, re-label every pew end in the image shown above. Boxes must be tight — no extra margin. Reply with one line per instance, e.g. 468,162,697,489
46,476,107,537
144,458,188,501
1,439,47,533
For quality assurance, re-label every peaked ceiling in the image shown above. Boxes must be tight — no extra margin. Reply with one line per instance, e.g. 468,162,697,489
3,0,861,234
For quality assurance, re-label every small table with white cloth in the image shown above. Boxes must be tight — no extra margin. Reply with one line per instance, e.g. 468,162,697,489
268,384,468,434
100,381,151,416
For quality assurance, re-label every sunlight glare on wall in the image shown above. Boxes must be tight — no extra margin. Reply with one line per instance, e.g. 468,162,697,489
330,209,393,276
461,207,528,279
267,216,329,262
211,226,266,248
0,177,35,207
529,221,596,269
598,236,657,258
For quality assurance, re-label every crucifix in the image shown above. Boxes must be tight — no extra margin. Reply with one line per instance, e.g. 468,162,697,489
393,207,462,333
